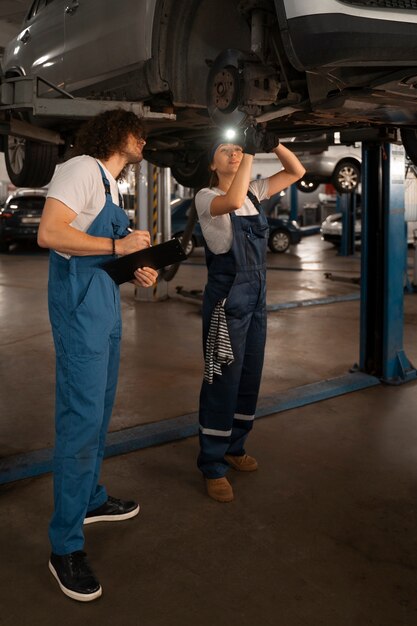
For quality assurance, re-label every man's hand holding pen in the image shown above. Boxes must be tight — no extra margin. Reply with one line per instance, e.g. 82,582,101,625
115,230,151,256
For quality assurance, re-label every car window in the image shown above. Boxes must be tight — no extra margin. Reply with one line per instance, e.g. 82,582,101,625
27,0,49,20
6,196,46,211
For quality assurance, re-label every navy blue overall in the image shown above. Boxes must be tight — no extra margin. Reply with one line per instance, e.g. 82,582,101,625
48,164,129,555
198,195,269,478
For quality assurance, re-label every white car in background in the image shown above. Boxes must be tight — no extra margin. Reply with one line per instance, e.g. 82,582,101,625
321,211,417,248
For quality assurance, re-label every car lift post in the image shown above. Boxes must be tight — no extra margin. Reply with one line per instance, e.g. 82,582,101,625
337,191,356,256
134,161,170,301
359,141,416,383
289,183,298,223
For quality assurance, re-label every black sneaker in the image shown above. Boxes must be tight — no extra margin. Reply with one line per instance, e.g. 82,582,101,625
49,551,102,602
84,495,140,525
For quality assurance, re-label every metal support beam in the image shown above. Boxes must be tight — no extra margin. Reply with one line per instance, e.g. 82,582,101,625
134,162,170,301
359,142,416,383
337,191,356,256
0,373,380,485
0,75,175,144
289,183,298,222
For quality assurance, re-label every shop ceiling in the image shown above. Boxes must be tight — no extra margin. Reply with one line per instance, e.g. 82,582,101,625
0,0,31,51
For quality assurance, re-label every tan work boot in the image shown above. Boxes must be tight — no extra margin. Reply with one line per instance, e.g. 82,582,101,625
205,477,234,502
225,454,258,472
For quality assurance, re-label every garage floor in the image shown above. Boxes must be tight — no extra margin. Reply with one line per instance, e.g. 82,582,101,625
1,235,417,625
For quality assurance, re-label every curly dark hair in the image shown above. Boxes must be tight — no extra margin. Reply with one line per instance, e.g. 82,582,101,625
72,108,145,160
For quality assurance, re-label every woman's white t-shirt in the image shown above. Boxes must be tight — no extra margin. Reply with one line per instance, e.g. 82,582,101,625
47,155,121,258
195,178,270,254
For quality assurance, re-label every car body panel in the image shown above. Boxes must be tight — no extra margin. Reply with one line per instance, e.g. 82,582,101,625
3,0,156,92
63,0,156,93
267,216,302,246
298,145,362,180
4,0,65,86
280,0,417,71
320,210,417,246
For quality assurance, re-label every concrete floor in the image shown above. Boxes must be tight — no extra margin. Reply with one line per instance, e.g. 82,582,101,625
1,235,417,624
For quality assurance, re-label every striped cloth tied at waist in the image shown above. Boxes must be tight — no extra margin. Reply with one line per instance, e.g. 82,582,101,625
203,298,234,384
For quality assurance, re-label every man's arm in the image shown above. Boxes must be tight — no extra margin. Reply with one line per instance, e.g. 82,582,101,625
38,197,150,256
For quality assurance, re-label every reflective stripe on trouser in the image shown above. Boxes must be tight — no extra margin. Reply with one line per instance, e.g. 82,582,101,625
198,301,266,479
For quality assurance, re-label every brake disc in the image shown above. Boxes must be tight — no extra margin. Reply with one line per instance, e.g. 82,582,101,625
206,48,256,127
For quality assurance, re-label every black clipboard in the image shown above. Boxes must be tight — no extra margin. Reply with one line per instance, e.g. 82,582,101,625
102,238,187,285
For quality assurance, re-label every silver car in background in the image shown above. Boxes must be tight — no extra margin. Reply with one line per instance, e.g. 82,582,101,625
296,144,362,194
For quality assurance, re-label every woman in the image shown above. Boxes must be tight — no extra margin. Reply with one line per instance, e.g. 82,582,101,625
195,127,305,502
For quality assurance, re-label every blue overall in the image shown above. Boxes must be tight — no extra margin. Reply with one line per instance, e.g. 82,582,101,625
198,197,269,478
48,164,130,555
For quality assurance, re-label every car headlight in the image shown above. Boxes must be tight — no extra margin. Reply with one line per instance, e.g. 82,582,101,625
291,220,298,228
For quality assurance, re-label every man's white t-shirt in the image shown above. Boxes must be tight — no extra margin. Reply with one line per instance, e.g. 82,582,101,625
47,155,121,258
195,178,270,254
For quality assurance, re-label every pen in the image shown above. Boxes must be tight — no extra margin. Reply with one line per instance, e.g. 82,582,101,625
127,227,152,246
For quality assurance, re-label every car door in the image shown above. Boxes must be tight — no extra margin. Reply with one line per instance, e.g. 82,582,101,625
278,0,417,69
63,0,156,94
7,0,65,88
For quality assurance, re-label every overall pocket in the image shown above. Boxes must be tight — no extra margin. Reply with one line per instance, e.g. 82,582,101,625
69,271,119,357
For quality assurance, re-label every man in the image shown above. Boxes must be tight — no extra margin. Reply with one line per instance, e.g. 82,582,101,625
38,109,158,602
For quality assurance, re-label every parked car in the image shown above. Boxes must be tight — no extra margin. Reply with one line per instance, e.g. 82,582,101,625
320,211,362,248
0,188,47,251
3,1,417,189
296,144,361,194
321,211,417,248
171,196,301,254
171,197,204,256
266,216,301,253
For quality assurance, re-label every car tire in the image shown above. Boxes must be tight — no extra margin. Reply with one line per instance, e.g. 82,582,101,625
5,135,58,188
171,154,210,189
268,229,291,253
173,232,195,256
332,160,361,193
401,128,417,168
296,177,320,193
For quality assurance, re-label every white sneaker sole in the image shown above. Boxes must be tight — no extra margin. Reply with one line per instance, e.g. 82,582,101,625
83,504,140,525
48,561,102,602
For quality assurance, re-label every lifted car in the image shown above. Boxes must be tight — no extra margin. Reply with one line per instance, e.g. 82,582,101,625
3,0,417,188
295,144,361,194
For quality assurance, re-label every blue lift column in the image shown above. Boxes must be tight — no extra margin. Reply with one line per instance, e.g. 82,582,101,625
289,183,298,223
359,141,416,383
337,191,356,256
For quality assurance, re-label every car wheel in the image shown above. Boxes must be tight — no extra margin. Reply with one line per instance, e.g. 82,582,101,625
296,177,320,193
268,229,290,253
5,135,58,188
206,48,253,128
401,128,417,168
174,232,195,256
332,160,361,193
171,154,210,189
